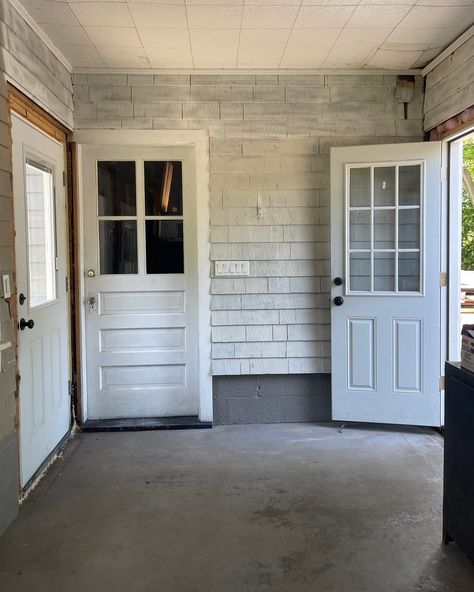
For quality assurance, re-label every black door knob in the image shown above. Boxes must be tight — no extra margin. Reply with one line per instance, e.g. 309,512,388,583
19,293,26,305
19,318,35,331
334,277,344,286
334,296,344,306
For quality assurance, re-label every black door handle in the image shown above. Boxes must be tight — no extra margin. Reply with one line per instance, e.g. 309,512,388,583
334,296,344,306
19,293,26,305
334,277,344,286
19,318,35,330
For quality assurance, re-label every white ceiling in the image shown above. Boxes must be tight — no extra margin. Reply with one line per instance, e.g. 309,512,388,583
17,0,474,70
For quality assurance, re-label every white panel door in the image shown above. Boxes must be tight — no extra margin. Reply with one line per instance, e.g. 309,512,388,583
331,142,442,427
82,145,199,419
12,114,70,486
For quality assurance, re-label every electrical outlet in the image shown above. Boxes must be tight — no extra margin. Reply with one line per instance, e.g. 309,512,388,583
215,261,250,277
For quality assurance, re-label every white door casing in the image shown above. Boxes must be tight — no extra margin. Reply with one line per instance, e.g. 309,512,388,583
82,144,200,419
12,114,70,486
331,142,443,427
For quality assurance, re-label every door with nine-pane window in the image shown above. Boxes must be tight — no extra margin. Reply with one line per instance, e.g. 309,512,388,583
82,145,199,419
331,142,442,426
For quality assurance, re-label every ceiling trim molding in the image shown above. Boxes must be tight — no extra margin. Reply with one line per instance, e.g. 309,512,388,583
7,0,72,73
73,67,422,76
421,25,474,77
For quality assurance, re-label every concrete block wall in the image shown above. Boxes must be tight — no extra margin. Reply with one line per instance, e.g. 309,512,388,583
73,72,423,390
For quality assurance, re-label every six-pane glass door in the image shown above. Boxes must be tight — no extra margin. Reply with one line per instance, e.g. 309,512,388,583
347,163,422,294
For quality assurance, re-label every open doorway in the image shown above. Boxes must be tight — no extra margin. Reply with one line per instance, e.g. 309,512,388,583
448,131,474,363
460,137,474,332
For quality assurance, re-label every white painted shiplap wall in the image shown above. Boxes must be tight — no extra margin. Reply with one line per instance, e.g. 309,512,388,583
424,33,474,131
0,0,73,129
73,72,425,375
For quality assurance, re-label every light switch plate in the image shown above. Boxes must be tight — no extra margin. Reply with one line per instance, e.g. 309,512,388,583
215,261,250,277
2,274,11,299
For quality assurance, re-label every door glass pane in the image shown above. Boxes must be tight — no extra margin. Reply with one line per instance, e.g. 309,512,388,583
399,165,420,206
349,167,370,207
398,252,420,292
398,209,420,249
25,161,56,307
374,209,395,249
99,220,137,274
98,161,136,216
145,161,183,216
374,252,395,291
350,210,371,249
350,252,371,292
146,220,184,274
374,166,395,206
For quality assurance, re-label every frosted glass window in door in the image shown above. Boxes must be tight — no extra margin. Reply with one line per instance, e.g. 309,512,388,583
25,160,57,307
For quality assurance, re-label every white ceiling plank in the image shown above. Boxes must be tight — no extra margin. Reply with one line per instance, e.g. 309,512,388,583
85,26,143,48
347,5,412,28
398,5,474,29
41,23,92,46
239,29,290,50
69,2,134,27
21,0,79,25
138,28,190,49
294,6,356,29
15,0,474,70
367,48,425,69
62,44,107,68
238,48,284,68
98,46,150,68
186,5,243,29
128,4,188,28
324,27,392,67
146,47,193,68
241,5,299,29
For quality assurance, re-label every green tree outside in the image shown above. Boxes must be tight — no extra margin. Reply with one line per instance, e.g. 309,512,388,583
462,138,474,270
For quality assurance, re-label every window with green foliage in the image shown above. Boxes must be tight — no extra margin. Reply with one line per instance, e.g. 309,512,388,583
462,138,474,270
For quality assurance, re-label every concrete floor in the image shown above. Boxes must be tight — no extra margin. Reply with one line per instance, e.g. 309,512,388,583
0,424,473,592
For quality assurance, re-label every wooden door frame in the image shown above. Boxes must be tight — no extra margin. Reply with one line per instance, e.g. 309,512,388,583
72,129,212,423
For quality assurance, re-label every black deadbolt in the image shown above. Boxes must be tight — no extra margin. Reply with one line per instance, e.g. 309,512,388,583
19,293,26,305
19,318,35,331
334,296,344,306
334,277,344,286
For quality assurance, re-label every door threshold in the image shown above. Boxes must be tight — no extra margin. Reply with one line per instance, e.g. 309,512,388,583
81,416,212,432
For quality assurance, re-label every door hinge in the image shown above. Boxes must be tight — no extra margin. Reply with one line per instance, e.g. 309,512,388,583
65,276,69,293
68,380,77,398
440,376,445,391
440,272,448,287
63,171,67,186
441,166,447,184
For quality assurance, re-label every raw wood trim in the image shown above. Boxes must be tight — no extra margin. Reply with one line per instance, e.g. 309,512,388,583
7,84,68,143
66,142,82,423
427,106,474,141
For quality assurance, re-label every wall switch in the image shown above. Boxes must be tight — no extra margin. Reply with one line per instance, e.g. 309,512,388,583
2,275,11,299
215,261,250,277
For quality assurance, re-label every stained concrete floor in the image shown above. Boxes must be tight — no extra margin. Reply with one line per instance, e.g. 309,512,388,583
0,424,473,592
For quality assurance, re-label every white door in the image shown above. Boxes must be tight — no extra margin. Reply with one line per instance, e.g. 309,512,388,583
12,114,70,486
331,142,442,427
82,145,199,419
